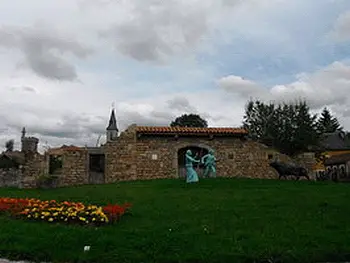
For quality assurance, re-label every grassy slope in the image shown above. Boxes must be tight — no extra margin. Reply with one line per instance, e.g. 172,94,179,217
0,178,350,263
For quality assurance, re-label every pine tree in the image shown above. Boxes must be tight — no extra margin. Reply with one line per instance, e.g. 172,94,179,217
243,100,320,156
317,107,342,134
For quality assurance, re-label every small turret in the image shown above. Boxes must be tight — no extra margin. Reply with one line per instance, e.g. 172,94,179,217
106,108,118,142
21,127,26,139
21,127,39,153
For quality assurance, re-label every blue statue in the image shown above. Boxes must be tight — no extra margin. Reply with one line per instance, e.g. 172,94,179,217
185,149,200,183
201,149,217,178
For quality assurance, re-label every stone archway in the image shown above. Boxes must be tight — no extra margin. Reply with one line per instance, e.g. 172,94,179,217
176,145,212,178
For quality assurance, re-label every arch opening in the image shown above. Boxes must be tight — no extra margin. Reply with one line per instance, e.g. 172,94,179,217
177,146,209,178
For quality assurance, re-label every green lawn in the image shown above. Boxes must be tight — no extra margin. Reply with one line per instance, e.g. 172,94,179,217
1,178,350,263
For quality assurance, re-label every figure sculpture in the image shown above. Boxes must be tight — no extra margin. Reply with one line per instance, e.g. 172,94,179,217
185,149,200,183
201,149,217,178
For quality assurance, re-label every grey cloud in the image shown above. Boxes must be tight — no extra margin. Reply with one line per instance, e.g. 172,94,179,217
340,108,350,118
167,96,197,112
99,0,210,62
150,110,175,120
3,109,105,141
218,75,267,99
10,86,36,93
166,96,219,123
118,110,171,128
0,25,92,81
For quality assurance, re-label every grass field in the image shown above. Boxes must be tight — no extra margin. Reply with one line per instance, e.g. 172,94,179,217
1,178,350,263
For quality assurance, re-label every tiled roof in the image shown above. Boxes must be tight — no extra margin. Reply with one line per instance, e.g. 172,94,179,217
48,145,84,154
321,131,350,150
60,145,84,151
135,126,248,135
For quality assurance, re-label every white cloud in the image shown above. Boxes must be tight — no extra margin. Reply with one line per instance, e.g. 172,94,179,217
330,10,350,42
219,61,350,127
217,75,265,99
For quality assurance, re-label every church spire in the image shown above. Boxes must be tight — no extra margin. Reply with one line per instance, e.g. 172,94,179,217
106,105,118,142
106,107,118,131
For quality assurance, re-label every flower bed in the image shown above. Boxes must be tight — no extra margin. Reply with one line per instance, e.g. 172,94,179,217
0,197,131,226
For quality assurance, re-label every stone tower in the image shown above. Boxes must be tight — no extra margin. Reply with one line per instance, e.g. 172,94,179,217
106,108,118,142
21,127,39,153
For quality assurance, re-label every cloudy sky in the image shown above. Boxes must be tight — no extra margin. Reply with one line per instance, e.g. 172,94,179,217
1,0,350,152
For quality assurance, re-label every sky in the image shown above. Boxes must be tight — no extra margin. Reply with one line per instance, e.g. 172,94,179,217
1,0,350,152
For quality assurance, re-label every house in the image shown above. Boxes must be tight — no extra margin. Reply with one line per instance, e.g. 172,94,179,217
324,152,350,181
314,131,350,176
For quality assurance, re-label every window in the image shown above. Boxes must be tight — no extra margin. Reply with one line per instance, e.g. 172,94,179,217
151,154,158,160
228,153,234,159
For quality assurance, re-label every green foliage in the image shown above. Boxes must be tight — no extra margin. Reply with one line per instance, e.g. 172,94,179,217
170,113,208,128
243,99,320,156
5,140,14,152
317,107,343,134
1,179,350,263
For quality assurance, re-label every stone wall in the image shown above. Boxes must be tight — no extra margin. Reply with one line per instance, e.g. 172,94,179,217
21,153,45,188
105,130,279,182
0,153,46,189
59,149,88,187
105,125,137,182
134,136,277,180
0,168,22,187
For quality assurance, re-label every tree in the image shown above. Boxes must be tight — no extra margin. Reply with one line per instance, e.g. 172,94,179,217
170,114,208,128
317,107,343,134
5,139,14,152
243,99,320,156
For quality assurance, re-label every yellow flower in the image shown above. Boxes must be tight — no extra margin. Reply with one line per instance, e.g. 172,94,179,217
27,215,31,218
48,218,54,222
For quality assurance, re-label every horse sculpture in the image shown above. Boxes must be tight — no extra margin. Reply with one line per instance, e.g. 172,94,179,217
270,161,310,180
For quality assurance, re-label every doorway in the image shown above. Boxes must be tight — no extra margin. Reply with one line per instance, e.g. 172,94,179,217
88,154,105,184
177,146,209,178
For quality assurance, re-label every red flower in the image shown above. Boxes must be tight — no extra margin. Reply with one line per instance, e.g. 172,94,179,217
102,203,132,221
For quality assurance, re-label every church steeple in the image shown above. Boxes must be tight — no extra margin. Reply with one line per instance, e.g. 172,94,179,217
106,108,118,131
106,107,118,142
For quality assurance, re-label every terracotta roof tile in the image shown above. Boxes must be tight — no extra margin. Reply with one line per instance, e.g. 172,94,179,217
135,126,248,135
48,145,84,153
61,145,85,151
